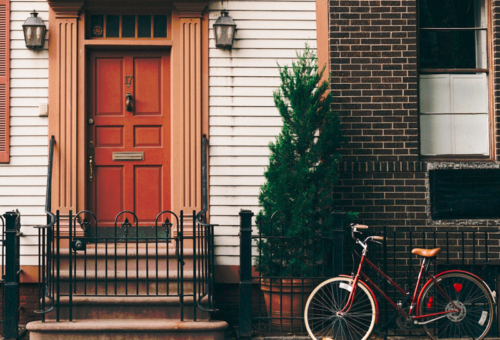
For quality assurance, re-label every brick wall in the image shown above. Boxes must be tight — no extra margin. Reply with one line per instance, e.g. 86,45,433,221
330,0,419,163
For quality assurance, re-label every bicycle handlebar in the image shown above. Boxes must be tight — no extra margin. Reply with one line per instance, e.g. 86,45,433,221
373,236,385,242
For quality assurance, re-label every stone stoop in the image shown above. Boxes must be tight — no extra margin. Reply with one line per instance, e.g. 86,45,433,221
26,246,228,340
26,319,228,340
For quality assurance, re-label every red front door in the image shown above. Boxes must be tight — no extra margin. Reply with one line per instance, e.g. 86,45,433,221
88,50,171,226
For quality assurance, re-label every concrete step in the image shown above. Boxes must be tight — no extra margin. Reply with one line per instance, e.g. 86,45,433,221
27,319,228,340
54,269,201,295
45,296,210,321
57,245,195,271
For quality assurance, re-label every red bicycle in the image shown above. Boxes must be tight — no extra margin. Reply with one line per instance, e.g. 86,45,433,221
304,224,497,340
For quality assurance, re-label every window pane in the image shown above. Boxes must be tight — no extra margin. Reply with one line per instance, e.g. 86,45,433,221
90,15,104,37
430,170,500,219
419,30,486,69
420,0,480,28
154,15,167,38
106,15,119,37
138,15,151,38
122,15,136,38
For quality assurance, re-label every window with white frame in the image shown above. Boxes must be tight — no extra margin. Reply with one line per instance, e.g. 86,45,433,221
419,0,490,157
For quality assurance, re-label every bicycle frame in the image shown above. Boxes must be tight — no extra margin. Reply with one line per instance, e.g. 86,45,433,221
340,248,461,324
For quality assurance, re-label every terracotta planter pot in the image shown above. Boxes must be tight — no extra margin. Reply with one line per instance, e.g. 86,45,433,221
260,279,313,331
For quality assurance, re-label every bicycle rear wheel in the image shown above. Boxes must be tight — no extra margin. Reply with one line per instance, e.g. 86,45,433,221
304,277,376,340
418,272,494,340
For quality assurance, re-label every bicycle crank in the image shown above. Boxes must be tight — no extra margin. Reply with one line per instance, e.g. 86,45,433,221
396,308,417,331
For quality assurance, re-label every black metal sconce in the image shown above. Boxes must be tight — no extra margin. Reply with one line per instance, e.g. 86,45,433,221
22,10,47,49
213,10,236,50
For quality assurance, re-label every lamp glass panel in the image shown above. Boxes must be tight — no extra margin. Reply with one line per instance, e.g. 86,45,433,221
215,26,222,41
219,26,230,45
24,26,43,47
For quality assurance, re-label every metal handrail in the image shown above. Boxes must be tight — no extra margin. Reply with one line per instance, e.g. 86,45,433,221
195,209,218,313
195,210,218,227
34,135,56,314
35,135,56,229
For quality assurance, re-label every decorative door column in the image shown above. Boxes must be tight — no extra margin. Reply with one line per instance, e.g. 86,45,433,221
48,1,83,214
172,2,206,213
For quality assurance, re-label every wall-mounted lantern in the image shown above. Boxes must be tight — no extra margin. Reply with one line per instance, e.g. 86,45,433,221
22,10,47,49
213,10,236,50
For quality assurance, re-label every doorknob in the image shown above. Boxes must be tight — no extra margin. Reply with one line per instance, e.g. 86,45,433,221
126,93,133,112
88,141,94,182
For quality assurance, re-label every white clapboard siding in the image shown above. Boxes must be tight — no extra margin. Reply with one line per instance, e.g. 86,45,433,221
210,136,276,146
210,29,317,40
210,116,283,126
209,0,317,266
210,126,282,136
210,176,265,186
211,205,261,215
209,58,307,67
210,106,280,116
11,59,48,68
210,77,281,87
11,136,49,145
0,3,50,266
209,147,270,156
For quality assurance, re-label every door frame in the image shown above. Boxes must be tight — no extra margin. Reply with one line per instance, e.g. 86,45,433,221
47,0,210,217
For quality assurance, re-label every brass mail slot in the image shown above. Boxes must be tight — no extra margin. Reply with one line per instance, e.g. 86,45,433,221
112,152,144,161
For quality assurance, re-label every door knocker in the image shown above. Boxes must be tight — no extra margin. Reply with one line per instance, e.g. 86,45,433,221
126,92,133,112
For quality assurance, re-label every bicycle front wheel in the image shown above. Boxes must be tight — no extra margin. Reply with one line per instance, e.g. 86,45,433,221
304,277,377,340
418,272,494,340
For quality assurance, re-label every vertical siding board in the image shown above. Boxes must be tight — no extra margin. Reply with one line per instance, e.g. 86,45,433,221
0,0,10,163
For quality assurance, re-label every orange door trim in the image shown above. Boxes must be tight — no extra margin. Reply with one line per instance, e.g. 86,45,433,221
47,1,209,218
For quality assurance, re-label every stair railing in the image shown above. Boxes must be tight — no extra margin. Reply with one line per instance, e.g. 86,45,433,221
195,210,218,317
34,135,56,317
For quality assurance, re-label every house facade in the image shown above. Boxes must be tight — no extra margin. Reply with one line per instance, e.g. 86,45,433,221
0,0,328,335
331,0,500,233
2,0,499,336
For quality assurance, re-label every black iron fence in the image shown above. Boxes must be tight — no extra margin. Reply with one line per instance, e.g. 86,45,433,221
2,211,22,339
239,214,500,337
35,209,217,322
239,210,346,336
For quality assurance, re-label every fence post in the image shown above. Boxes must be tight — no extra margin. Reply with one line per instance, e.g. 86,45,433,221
332,211,346,277
4,211,20,340
239,210,254,339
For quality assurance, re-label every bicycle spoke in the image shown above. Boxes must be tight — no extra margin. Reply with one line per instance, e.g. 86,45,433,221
306,279,375,340
419,273,493,340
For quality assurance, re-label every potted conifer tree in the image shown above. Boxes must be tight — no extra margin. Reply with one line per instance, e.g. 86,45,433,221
256,46,346,331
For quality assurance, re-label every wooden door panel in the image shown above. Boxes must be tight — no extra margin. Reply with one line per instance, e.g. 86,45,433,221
96,58,123,116
134,126,162,147
134,58,162,115
134,166,162,222
88,50,171,228
95,166,124,222
95,126,124,147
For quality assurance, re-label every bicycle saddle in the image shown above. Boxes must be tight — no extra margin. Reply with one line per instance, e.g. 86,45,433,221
411,248,441,257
